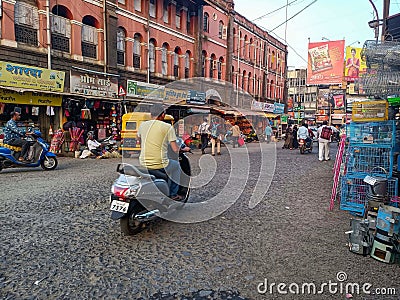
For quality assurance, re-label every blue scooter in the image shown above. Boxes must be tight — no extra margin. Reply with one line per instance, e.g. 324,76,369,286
0,130,58,172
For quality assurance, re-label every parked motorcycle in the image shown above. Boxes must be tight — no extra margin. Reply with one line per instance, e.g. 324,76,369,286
298,138,313,154
110,142,191,235
100,136,118,152
0,130,58,172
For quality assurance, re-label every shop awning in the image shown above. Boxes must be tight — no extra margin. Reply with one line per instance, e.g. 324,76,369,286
264,113,279,118
211,106,242,116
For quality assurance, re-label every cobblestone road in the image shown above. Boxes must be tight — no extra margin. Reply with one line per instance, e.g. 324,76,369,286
1,142,399,299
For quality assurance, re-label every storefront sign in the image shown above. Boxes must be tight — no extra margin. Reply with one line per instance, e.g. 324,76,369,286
0,60,65,92
187,90,206,105
0,89,62,106
273,103,285,114
70,70,118,98
164,88,188,104
281,115,288,124
293,106,305,111
127,80,164,100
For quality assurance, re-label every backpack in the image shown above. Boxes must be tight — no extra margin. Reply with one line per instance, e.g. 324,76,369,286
199,123,208,134
320,126,333,140
210,124,220,138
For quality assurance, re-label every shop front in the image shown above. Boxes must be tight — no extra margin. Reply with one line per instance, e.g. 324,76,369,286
60,68,122,153
0,60,66,142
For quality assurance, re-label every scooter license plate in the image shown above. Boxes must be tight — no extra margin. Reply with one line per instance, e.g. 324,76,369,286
110,200,129,213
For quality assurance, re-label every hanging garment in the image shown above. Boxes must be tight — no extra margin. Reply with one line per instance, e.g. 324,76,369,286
46,106,55,116
0,103,5,114
32,107,39,116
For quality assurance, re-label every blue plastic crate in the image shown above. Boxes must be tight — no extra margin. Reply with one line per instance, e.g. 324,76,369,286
346,146,394,177
348,120,399,147
340,174,398,214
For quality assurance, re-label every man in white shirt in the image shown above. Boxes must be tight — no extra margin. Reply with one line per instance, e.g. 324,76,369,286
87,133,103,158
297,123,311,148
317,121,338,161
198,118,210,154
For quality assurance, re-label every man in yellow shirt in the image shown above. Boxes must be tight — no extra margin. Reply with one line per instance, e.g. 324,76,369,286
138,104,181,200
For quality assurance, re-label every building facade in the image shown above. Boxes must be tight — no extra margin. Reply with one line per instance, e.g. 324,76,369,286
0,0,287,141
287,69,318,124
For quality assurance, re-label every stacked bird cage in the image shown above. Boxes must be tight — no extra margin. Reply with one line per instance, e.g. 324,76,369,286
360,40,400,99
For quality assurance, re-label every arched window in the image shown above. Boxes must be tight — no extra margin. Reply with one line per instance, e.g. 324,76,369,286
117,27,126,65
201,50,207,77
149,0,156,17
271,51,276,69
133,33,142,68
185,51,191,78
51,5,72,53
162,43,169,76
243,35,248,58
163,0,169,23
203,12,209,32
82,16,99,59
249,38,253,60
134,0,141,11
173,47,181,78
233,28,236,53
218,21,224,39
231,66,235,85
149,39,156,73
15,1,39,46
248,72,252,93
242,70,246,90
218,57,224,80
176,6,182,29
210,54,216,78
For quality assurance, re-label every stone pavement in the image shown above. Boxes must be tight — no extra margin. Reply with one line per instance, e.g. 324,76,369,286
0,141,398,299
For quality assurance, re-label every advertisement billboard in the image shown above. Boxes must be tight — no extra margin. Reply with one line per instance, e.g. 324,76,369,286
344,46,367,81
307,40,345,85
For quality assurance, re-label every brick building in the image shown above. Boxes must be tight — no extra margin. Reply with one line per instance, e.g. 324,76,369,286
0,0,287,140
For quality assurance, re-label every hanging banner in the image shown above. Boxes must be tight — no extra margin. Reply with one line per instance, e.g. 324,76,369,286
0,89,62,106
251,100,274,112
344,46,367,81
0,60,65,92
307,40,345,85
70,70,118,98
126,80,164,100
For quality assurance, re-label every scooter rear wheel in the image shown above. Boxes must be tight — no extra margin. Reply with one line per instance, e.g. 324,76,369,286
120,206,145,236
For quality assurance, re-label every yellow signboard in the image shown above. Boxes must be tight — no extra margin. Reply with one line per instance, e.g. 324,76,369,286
0,89,62,106
0,61,65,92
345,47,367,80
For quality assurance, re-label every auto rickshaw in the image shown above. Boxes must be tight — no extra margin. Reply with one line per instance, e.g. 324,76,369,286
119,112,174,158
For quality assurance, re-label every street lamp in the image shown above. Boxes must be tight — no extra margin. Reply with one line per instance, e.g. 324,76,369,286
321,37,330,41
348,40,360,47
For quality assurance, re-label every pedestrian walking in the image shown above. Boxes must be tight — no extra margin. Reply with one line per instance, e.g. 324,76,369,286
231,122,241,148
317,120,338,162
198,117,210,154
210,118,223,156
264,123,273,143
292,125,299,149
282,126,293,149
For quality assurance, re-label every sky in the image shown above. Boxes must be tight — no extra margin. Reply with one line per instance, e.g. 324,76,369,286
233,0,400,68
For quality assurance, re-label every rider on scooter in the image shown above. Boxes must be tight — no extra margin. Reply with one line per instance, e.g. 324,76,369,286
137,104,183,201
3,111,32,161
297,123,311,148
